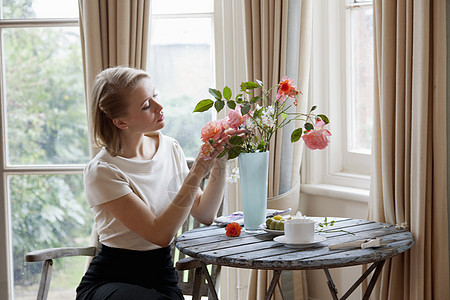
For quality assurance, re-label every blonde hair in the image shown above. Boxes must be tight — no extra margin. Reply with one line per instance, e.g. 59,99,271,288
90,66,150,156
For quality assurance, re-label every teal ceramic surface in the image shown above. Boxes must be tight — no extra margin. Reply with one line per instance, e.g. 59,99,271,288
238,151,269,233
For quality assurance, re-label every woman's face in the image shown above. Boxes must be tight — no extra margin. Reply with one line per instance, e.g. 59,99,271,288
118,77,165,133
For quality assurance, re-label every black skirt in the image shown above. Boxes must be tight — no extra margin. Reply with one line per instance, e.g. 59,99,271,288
76,244,184,300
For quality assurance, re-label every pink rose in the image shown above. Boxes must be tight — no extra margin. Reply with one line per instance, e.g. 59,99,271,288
226,107,248,129
302,119,331,150
201,120,225,143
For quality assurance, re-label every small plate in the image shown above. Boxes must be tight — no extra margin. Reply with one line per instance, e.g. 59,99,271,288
259,224,284,235
273,235,327,248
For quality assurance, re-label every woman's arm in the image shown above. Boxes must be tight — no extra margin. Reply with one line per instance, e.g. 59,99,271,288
190,129,246,224
190,157,227,225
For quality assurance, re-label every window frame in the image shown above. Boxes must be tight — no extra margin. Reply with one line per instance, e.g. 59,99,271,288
302,0,373,198
0,16,83,299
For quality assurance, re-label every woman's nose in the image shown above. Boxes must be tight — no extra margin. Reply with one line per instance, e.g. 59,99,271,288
152,99,163,111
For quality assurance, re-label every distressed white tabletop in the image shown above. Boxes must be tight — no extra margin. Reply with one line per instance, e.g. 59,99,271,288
175,217,414,271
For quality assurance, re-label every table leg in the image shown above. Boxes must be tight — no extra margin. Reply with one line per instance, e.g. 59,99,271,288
200,262,219,300
265,270,283,300
362,260,385,300
324,260,386,300
324,269,339,300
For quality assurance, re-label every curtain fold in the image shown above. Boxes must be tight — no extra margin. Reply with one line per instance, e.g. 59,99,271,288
369,0,448,299
245,0,312,299
78,0,151,153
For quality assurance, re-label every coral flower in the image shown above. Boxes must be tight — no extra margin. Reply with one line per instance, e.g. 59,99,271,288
302,119,331,150
227,107,248,129
201,120,225,143
225,222,242,237
276,76,300,103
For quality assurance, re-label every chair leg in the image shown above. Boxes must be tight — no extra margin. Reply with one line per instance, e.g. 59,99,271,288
37,259,53,300
191,267,203,300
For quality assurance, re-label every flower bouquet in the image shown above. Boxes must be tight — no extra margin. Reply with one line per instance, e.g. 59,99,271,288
193,77,331,160
194,77,331,232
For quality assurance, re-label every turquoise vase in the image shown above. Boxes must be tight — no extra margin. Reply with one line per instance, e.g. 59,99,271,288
238,151,269,233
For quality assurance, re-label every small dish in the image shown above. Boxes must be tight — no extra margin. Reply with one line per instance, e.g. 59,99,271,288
259,224,284,235
273,235,326,248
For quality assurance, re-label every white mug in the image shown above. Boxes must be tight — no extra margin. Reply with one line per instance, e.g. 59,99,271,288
284,218,315,243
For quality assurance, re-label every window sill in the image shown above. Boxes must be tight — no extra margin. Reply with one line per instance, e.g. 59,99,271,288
300,183,369,204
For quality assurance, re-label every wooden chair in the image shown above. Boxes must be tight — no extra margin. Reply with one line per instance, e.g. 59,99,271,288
25,159,221,300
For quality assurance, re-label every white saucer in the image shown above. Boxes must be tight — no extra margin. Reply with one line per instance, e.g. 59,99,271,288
273,235,326,248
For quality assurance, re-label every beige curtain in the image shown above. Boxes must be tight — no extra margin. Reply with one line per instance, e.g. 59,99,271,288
78,0,151,151
369,0,448,299
245,0,312,299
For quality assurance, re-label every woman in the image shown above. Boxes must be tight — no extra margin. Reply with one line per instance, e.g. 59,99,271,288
76,66,239,299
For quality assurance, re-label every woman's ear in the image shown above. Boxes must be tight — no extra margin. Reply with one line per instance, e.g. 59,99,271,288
112,119,128,130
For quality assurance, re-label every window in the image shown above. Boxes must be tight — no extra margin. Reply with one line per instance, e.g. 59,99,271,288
0,1,91,299
305,0,373,192
148,0,215,158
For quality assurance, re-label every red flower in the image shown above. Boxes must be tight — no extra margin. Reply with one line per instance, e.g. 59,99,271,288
276,76,300,103
225,222,242,237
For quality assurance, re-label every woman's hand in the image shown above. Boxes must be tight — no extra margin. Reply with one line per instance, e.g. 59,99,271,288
191,128,246,178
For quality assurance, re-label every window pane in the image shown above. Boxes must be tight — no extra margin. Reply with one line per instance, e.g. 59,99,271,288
2,0,78,19
10,174,92,300
149,17,214,158
152,0,213,15
348,7,374,154
3,27,89,165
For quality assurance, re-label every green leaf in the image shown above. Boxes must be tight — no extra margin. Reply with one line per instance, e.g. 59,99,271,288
228,147,241,160
214,100,225,112
317,114,330,124
304,122,314,131
209,88,222,100
236,94,243,103
281,112,287,120
246,81,259,89
223,86,232,100
250,96,262,104
241,103,251,115
193,99,214,112
255,79,264,87
291,128,303,142
227,100,237,109
241,81,259,91
310,105,317,112
229,135,244,145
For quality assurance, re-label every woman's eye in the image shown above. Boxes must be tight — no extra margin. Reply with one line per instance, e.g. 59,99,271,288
142,101,150,110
